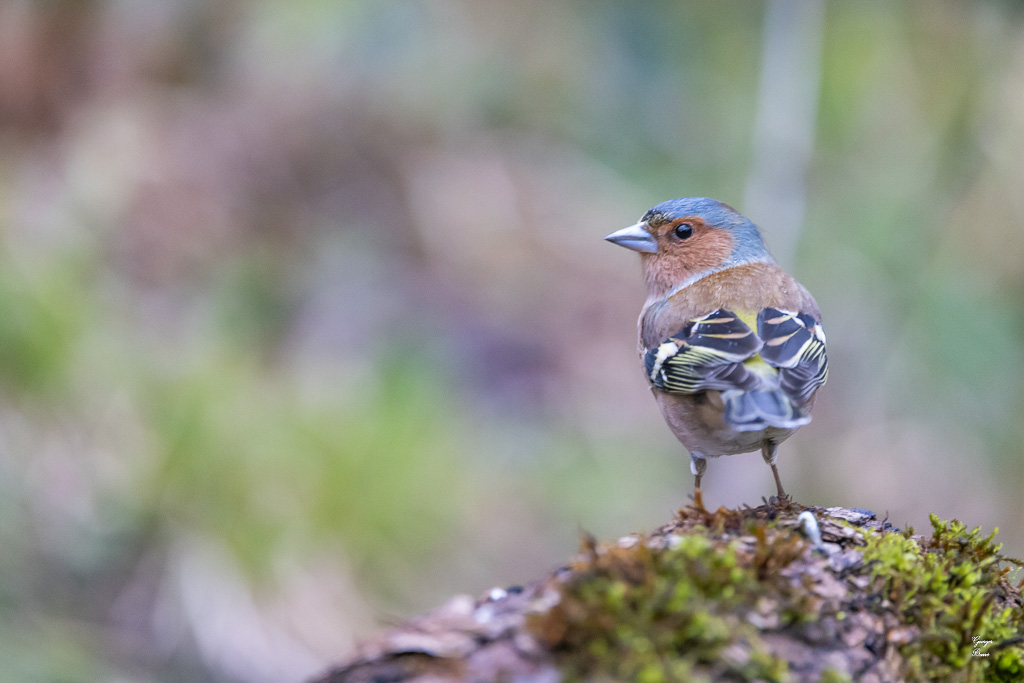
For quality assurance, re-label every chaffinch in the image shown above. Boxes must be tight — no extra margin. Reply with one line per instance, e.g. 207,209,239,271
605,197,827,509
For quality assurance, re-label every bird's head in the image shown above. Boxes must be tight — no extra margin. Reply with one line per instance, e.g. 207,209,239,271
605,197,773,299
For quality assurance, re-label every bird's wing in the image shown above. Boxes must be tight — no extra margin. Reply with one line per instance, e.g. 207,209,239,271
756,308,828,405
644,309,764,393
644,307,828,403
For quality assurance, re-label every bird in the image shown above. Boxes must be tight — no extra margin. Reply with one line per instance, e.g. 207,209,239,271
604,197,827,509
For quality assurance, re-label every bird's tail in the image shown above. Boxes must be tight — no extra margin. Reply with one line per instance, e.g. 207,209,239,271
722,389,811,432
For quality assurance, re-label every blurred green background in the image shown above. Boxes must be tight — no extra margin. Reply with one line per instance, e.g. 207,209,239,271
1,1,1023,680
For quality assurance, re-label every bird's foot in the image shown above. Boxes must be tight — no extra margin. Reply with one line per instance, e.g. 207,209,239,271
767,493,794,508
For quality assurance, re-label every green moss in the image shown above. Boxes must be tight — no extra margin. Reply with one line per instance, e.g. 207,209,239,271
859,513,1024,682
528,508,1024,682
820,668,852,683
530,523,799,682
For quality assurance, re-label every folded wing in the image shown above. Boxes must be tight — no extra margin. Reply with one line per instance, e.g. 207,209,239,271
644,307,828,431
757,308,829,405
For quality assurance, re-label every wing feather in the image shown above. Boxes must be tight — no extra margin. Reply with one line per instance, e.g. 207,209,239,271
757,308,828,405
645,309,762,393
644,306,828,431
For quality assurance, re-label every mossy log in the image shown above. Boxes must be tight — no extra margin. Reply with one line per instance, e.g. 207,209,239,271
314,505,1024,682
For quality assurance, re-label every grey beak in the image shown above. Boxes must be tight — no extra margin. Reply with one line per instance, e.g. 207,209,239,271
604,221,658,253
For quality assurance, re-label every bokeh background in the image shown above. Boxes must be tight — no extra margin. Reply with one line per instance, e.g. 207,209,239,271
2,1,1023,681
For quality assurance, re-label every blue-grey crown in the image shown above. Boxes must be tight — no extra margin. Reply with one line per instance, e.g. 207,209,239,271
643,197,773,267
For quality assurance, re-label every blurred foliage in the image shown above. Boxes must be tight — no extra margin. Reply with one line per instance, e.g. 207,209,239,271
1,0,1023,681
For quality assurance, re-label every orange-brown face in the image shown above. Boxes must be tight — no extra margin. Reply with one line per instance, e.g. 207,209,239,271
640,215,734,296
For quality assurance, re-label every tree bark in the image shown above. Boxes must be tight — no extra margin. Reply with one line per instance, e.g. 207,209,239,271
313,504,1024,682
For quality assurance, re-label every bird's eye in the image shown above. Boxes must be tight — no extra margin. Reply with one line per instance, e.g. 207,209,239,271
674,223,694,240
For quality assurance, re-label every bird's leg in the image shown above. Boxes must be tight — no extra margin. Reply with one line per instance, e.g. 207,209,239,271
761,440,789,504
690,453,707,511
